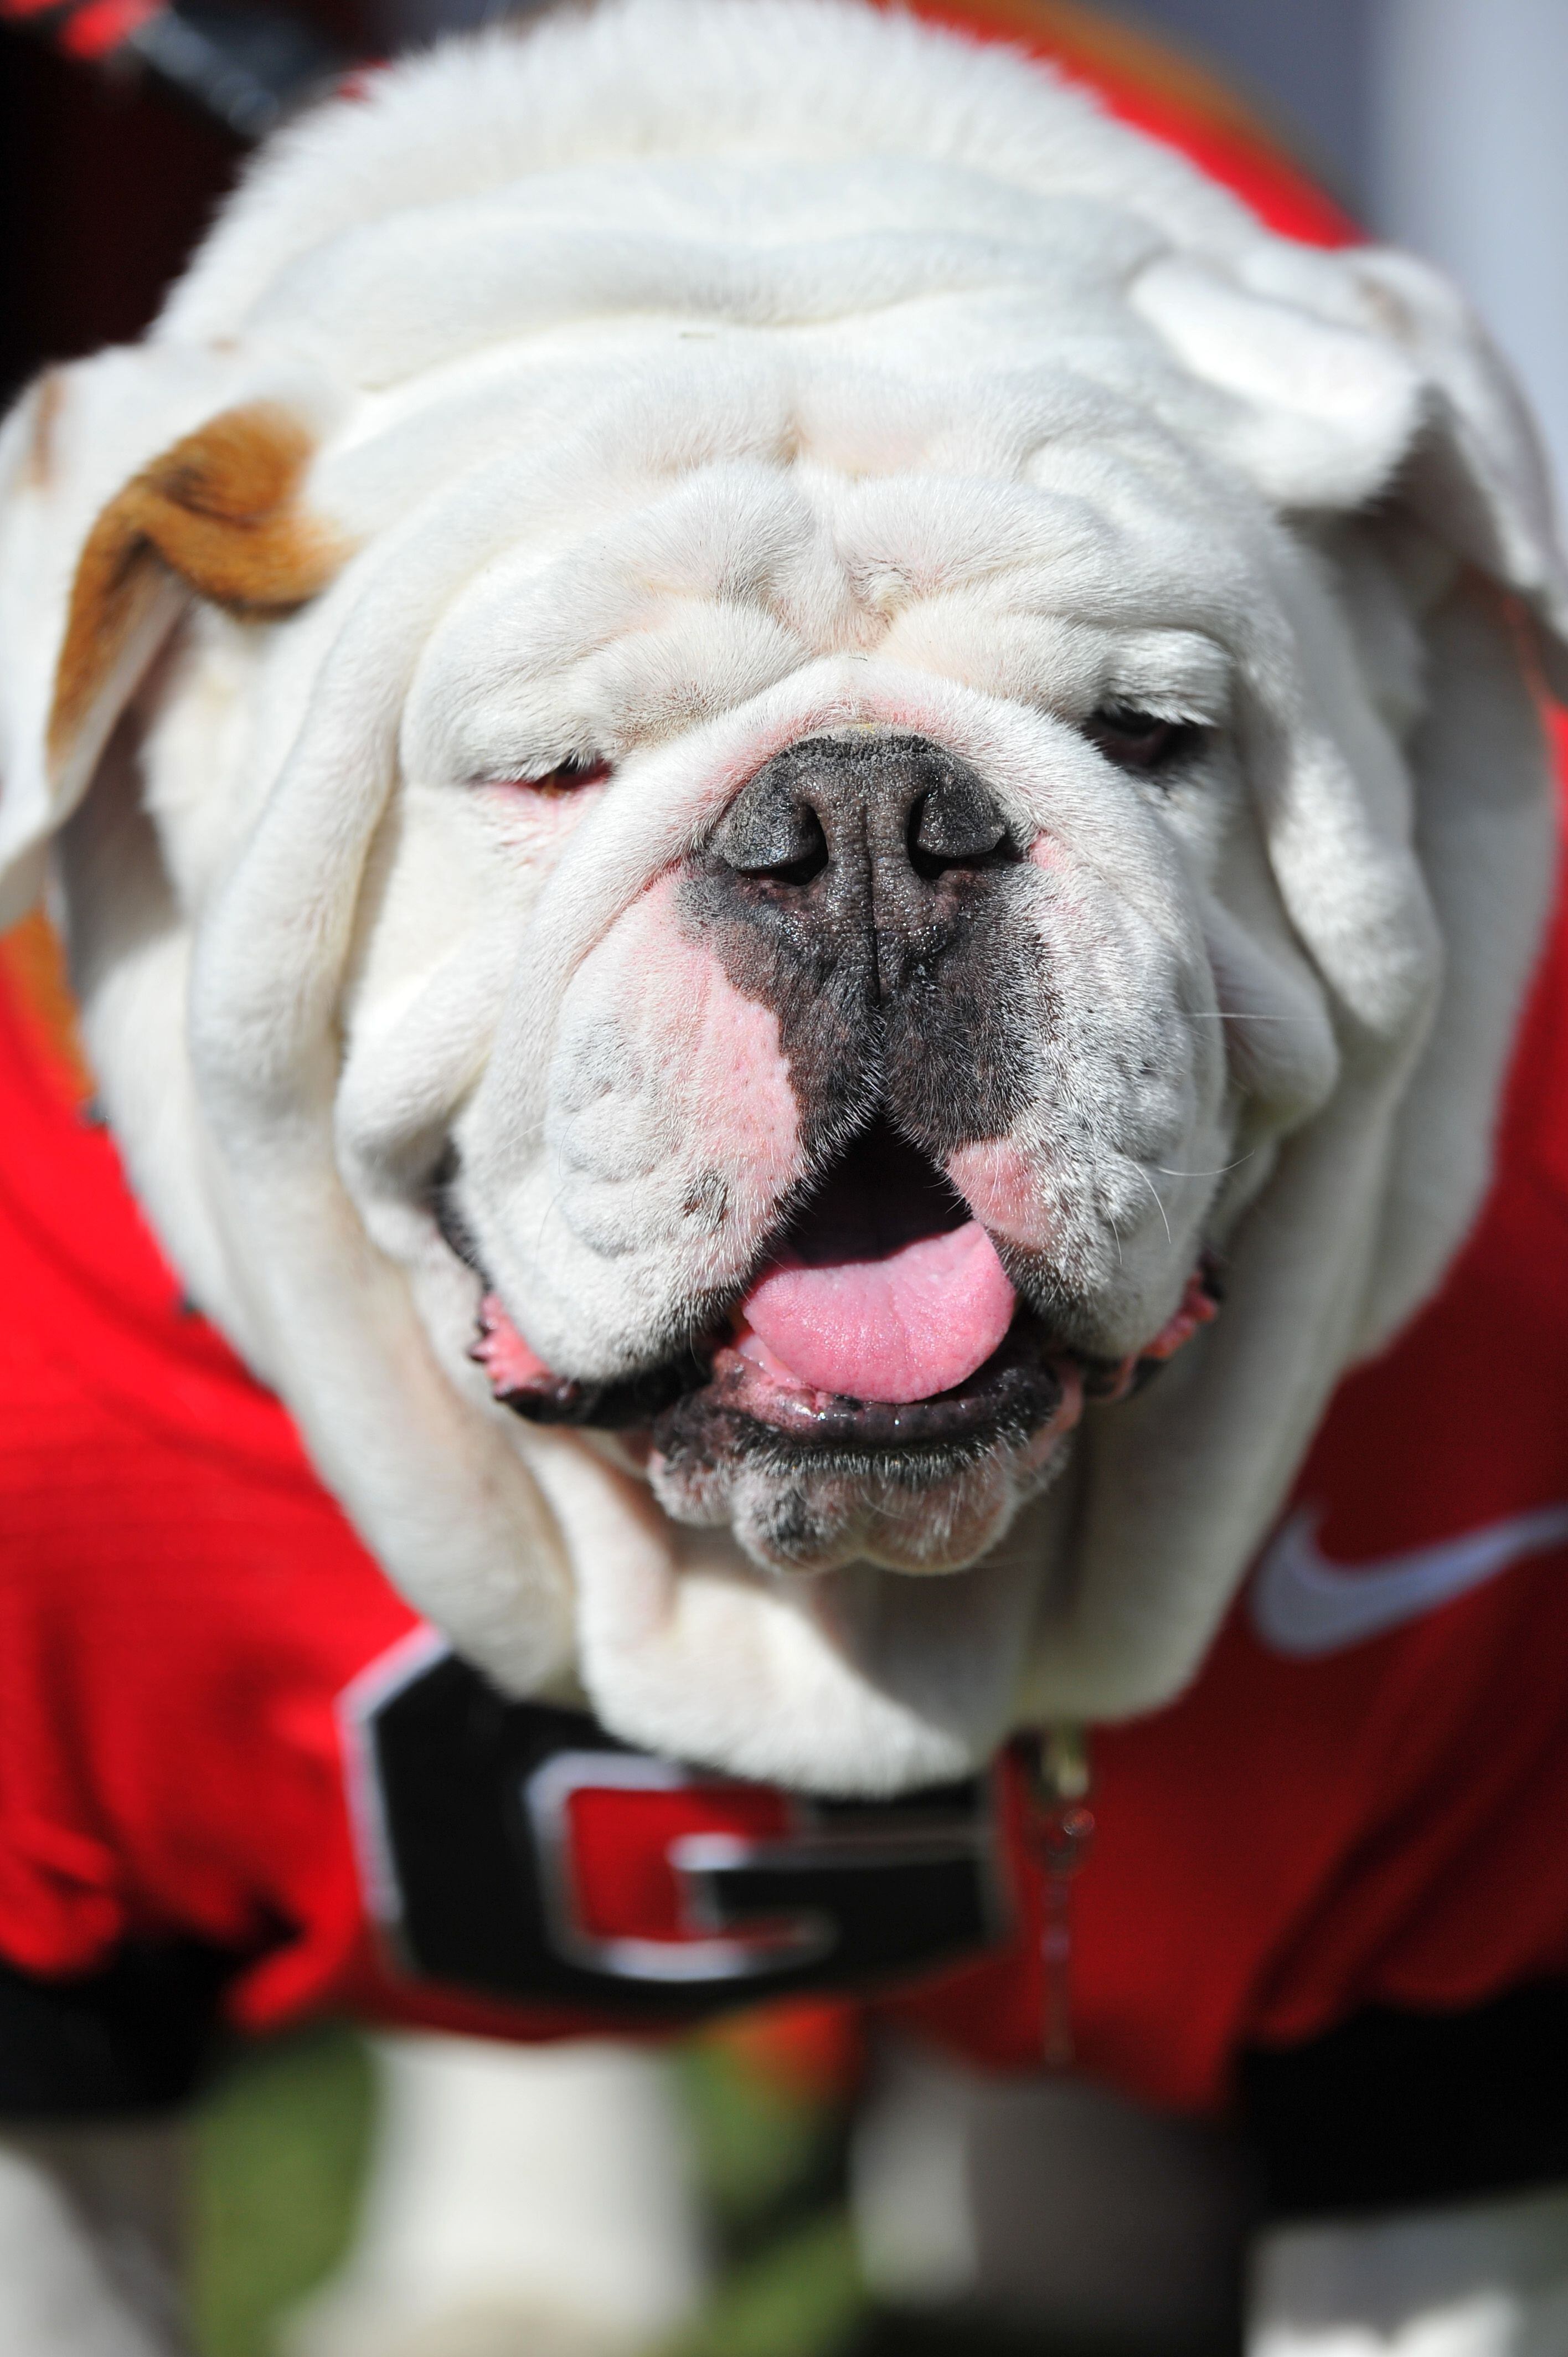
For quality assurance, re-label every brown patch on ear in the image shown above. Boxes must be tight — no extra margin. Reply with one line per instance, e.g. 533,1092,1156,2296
48,402,346,776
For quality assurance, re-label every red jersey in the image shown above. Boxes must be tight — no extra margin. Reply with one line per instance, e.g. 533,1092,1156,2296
3,804,1566,2118
2,16,1565,2132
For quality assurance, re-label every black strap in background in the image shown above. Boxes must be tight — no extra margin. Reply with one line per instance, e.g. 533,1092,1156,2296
1240,1979,1568,2221
0,0,351,145
0,1941,236,2121
126,0,352,143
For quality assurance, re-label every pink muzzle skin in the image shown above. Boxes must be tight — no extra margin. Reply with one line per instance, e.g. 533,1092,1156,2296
471,1299,555,1397
1087,1265,1221,1405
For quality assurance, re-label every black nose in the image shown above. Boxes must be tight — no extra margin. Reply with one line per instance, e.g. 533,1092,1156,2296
711,733,1009,896
688,734,1028,1152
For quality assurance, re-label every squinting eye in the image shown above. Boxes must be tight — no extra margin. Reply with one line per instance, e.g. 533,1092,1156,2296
498,755,612,797
1082,706,1201,774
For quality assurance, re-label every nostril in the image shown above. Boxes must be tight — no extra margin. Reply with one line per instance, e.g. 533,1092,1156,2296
762,812,831,886
746,806,829,886
908,771,1009,877
715,774,831,884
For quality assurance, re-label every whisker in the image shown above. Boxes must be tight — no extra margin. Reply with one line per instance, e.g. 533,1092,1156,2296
1135,1166,1173,1246
535,1178,571,1261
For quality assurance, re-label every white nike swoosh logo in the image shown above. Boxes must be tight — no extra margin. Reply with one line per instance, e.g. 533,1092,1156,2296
1250,1501,1568,1658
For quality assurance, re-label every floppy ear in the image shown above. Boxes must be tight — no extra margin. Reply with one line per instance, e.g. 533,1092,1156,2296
0,349,345,926
1132,237,1568,694
1136,235,1566,1348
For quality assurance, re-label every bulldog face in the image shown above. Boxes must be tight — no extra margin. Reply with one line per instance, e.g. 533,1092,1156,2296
6,0,1562,1787
386,446,1265,1579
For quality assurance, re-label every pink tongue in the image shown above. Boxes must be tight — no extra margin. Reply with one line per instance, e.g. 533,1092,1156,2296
741,1220,1016,1403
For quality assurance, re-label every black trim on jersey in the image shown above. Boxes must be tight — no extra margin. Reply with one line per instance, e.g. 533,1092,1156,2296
0,1941,234,2121
1241,1979,1568,2219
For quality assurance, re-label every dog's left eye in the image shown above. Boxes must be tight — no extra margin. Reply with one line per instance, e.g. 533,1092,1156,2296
497,756,613,797
1082,706,1200,774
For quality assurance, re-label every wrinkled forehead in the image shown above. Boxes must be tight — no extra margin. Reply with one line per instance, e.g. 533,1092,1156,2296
279,153,1280,773
296,149,1244,535
389,413,1255,783
246,152,1165,390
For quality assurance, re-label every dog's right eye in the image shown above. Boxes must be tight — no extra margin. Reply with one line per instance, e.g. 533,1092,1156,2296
1082,706,1200,774
499,756,613,797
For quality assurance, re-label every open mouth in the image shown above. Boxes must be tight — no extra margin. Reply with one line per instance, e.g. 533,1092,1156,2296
463,1121,1220,1464
659,1121,1080,1458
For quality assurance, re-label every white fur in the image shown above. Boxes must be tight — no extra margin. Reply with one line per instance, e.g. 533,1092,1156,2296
2,0,1562,1783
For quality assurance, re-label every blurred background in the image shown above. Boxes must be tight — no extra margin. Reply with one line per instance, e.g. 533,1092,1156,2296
3,0,1567,486
2,2,1564,2352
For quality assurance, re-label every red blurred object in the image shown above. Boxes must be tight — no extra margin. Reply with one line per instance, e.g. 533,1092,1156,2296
709,1998,868,2106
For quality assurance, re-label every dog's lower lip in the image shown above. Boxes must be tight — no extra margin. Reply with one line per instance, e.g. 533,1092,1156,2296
683,1308,1075,1449
471,1263,1220,1442
482,1295,1086,1450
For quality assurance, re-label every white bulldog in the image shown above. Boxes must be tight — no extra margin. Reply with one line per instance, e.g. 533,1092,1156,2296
1,2,1565,2350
